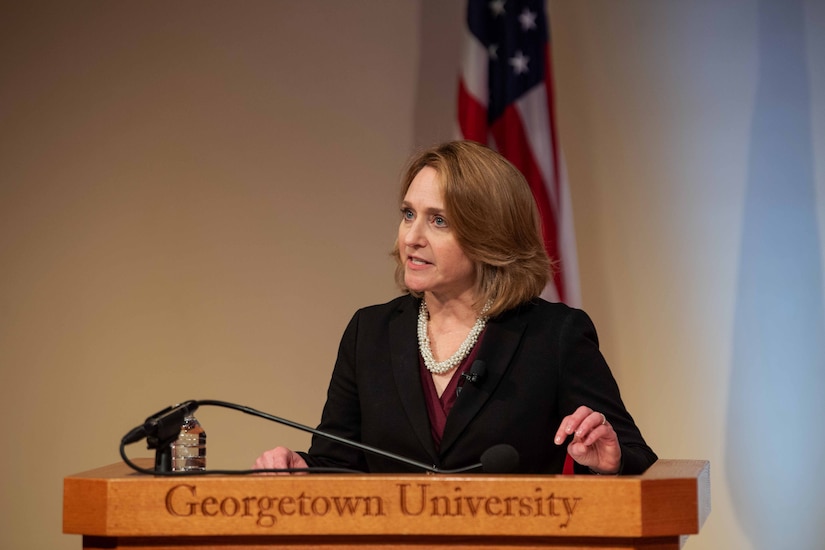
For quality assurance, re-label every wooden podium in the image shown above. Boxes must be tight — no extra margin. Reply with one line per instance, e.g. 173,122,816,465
64,459,709,550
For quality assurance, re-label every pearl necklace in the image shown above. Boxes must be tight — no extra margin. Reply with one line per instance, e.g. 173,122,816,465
417,300,490,375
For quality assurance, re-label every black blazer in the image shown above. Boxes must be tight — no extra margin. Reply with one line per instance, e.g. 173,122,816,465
302,294,656,474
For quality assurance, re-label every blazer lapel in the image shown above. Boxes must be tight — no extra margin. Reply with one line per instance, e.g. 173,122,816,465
439,310,528,456
389,297,439,463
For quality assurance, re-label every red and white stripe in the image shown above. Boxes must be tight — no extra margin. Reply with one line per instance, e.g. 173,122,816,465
457,26,580,307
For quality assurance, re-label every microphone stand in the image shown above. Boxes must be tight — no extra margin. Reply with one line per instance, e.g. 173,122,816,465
197,399,457,473
121,399,517,475
130,401,200,472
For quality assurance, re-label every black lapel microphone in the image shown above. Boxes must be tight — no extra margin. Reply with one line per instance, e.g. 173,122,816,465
461,360,487,384
457,360,486,396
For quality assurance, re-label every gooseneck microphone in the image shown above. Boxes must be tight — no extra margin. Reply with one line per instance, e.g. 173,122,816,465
199,400,518,474
121,400,200,472
120,399,520,475
477,444,520,474
122,400,200,445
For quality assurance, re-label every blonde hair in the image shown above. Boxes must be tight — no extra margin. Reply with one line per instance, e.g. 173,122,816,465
392,141,552,317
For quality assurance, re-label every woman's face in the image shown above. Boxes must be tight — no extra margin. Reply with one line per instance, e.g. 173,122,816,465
398,167,475,301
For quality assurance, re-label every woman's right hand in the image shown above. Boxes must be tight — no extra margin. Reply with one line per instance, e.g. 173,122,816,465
253,446,308,473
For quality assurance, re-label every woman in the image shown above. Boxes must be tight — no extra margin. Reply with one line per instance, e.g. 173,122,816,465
255,141,656,475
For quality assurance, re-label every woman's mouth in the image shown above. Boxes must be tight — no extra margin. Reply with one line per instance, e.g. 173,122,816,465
408,256,430,266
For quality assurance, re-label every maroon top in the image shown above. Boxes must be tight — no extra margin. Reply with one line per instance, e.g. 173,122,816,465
419,331,486,451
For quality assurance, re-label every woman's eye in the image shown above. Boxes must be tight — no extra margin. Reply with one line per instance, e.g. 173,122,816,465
433,216,447,227
401,208,414,220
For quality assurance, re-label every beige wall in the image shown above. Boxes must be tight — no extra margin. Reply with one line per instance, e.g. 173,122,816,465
1,1,824,549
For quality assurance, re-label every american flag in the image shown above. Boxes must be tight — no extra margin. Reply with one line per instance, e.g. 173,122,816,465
458,0,580,307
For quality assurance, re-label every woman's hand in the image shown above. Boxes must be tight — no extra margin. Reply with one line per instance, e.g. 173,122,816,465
253,446,308,474
554,406,621,474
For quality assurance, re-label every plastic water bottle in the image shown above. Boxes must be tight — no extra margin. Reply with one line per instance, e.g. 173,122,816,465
170,415,206,471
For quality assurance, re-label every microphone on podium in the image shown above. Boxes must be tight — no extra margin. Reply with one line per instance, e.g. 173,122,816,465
473,444,520,474
121,400,201,472
198,399,520,474
120,399,520,475
122,400,200,446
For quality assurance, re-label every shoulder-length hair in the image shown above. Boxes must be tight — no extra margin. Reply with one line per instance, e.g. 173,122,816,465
391,140,552,317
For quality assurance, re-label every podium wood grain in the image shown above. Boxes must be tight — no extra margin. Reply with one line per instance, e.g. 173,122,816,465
64,459,709,550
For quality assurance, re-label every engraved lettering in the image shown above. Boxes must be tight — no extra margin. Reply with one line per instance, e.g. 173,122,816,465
484,496,502,516
257,497,275,527
464,495,484,517
165,484,196,517
161,483,580,529
430,495,452,516
518,496,533,516
398,483,426,516
311,496,330,516
503,496,519,516
297,492,311,515
278,496,295,516
561,497,581,528
332,495,385,516
220,496,239,516
201,496,218,517
242,496,256,517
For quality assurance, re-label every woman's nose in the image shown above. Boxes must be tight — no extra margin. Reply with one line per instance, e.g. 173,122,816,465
402,219,425,246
